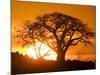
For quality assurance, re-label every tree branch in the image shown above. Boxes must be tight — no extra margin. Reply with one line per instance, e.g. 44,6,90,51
71,33,87,42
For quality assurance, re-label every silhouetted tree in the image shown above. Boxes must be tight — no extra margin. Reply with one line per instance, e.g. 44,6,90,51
32,42,51,60
16,12,95,63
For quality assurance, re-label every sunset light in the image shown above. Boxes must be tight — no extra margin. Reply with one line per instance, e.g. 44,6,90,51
27,42,57,60
27,46,37,59
12,0,96,74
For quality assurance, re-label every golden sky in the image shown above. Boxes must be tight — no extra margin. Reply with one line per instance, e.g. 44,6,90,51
12,0,96,61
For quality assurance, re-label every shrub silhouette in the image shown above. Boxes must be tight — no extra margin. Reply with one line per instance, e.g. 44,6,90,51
12,52,95,74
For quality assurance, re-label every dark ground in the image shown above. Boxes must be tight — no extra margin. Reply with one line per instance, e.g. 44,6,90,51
11,52,96,74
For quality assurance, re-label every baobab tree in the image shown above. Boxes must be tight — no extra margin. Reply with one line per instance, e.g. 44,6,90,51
16,12,95,63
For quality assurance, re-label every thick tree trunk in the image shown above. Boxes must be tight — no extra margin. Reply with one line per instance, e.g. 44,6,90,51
56,41,68,64
57,45,69,64
57,50,65,64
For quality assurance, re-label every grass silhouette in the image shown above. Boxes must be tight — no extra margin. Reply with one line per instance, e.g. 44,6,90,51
11,52,96,74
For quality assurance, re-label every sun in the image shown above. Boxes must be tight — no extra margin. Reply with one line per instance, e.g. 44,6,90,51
27,46,38,59
27,42,57,60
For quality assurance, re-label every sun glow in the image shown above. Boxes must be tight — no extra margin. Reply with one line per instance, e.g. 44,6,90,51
27,46,38,59
27,42,57,60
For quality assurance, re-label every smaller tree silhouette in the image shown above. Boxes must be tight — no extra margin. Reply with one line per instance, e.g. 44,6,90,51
16,12,95,63
30,42,51,60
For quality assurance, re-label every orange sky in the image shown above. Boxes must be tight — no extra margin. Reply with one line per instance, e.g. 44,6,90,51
12,0,96,61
